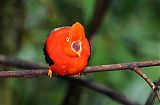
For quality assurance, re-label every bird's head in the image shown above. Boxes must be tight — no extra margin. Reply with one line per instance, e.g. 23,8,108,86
64,22,85,57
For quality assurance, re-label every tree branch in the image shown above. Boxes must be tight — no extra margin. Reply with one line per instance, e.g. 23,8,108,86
64,77,140,105
131,67,160,101
83,60,160,73
145,79,160,105
0,60,159,78
0,55,47,69
0,57,159,104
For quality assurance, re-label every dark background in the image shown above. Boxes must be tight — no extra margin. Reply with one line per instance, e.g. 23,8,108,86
0,0,160,105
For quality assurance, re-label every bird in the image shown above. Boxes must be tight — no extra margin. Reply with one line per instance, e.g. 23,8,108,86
43,22,90,77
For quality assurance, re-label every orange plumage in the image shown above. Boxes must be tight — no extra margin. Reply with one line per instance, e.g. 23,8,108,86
43,22,90,76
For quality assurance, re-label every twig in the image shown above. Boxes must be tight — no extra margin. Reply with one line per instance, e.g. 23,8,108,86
131,67,156,92
145,79,160,105
0,60,160,77
145,92,156,105
131,67,160,102
0,55,47,69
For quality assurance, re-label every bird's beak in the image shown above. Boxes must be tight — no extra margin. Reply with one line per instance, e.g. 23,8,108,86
71,40,82,57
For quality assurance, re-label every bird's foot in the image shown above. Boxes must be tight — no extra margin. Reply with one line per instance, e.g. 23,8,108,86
48,67,52,78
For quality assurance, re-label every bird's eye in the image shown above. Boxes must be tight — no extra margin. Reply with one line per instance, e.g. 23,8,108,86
66,37,70,42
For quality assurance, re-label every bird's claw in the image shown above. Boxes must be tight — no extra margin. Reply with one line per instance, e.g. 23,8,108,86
48,68,52,78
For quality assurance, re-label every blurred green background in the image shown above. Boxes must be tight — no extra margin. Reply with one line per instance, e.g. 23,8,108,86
0,0,160,105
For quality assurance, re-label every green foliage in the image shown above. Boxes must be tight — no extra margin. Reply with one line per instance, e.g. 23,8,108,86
0,0,160,105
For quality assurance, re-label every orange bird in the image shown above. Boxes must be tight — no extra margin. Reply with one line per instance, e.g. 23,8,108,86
43,22,90,77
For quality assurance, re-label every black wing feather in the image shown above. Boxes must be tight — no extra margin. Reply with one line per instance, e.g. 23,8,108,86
43,43,54,66
87,40,91,62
